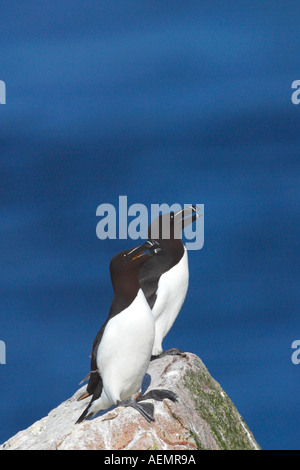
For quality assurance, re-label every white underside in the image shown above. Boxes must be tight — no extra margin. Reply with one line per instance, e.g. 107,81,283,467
152,247,189,356
89,289,155,416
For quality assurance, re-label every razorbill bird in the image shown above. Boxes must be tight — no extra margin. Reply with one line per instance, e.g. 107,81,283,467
139,206,201,359
76,240,177,424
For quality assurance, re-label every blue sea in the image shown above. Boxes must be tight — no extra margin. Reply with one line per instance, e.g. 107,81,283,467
0,1,299,450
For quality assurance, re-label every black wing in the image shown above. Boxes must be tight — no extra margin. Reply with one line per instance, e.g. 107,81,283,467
79,303,119,399
86,322,107,396
76,323,107,423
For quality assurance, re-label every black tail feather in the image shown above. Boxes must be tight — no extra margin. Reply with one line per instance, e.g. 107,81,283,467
76,403,93,424
76,376,103,424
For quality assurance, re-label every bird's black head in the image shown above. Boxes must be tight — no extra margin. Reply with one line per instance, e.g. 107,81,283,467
109,240,162,295
148,205,201,241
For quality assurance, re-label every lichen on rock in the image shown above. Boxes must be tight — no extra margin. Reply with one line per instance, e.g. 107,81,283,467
183,358,259,450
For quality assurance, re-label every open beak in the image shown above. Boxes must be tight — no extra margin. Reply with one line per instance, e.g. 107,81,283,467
175,205,202,229
126,240,162,261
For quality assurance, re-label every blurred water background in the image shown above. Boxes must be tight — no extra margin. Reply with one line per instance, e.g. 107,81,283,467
0,1,299,449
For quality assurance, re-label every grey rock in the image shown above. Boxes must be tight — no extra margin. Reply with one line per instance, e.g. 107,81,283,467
1,353,260,450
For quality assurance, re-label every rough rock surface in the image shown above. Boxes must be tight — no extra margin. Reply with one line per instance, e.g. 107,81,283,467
1,353,260,450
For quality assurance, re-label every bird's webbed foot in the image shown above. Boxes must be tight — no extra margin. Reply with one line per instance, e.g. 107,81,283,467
117,398,155,423
151,348,186,361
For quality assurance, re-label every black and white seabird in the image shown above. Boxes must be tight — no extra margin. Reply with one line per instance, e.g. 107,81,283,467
139,206,200,359
76,240,177,424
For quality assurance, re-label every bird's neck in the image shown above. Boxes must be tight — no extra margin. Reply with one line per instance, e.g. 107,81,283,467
153,238,184,260
111,276,141,312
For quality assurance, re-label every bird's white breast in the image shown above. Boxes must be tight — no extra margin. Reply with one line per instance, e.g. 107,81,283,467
97,289,155,403
151,247,189,355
